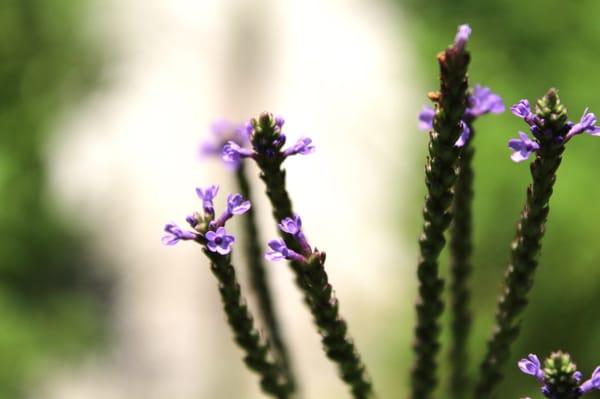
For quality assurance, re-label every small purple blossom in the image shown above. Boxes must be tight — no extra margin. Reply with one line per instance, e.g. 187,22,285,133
265,239,305,263
565,108,600,140
205,226,235,255
518,354,545,383
227,193,251,215
277,215,312,255
579,366,600,395
283,137,315,157
418,106,435,131
196,185,219,215
162,223,198,245
454,24,471,52
511,99,540,129
275,116,285,129
222,141,254,164
465,84,505,119
279,215,302,235
508,132,540,162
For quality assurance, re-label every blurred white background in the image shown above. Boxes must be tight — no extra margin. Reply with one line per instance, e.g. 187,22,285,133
43,0,420,397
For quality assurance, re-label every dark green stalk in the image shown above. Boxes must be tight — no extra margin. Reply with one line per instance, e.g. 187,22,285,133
448,124,474,398
203,248,291,399
248,113,374,398
411,42,470,399
475,89,567,397
235,163,297,392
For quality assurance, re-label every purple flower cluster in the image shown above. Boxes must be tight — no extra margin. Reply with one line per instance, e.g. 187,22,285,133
162,185,251,255
508,100,600,162
418,84,504,147
265,215,312,263
518,354,600,397
222,116,315,164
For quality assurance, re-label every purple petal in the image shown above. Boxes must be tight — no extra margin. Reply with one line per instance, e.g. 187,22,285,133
454,121,471,147
511,99,532,119
279,215,302,235
418,106,435,131
227,193,252,215
454,24,471,52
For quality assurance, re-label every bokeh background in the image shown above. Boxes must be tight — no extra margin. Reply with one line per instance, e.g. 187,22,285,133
1,0,598,398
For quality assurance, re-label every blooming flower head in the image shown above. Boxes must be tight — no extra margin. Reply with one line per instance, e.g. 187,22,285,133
162,223,198,245
265,239,305,263
508,132,540,162
518,354,545,383
418,106,435,131
454,24,471,52
241,112,315,163
205,226,235,255
163,185,249,255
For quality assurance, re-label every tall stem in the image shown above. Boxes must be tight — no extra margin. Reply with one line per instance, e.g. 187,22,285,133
448,125,475,398
235,163,297,392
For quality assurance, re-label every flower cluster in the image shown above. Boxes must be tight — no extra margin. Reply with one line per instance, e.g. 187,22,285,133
418,84,504,147
508,99,600,162
265,215,312,263
162,185,251,255
222,115,315,164
518,352,600,398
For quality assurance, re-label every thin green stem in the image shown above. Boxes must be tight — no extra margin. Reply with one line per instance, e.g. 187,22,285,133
235,163,297,392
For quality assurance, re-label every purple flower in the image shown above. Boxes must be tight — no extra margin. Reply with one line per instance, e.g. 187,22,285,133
508,132,540,162
283,137,315,157
279,215,302,235
265,239,305,262
418,106,435,131
518,354,545,383
277,215,312,255
511,99,539,128
565,108,600,140
465,84,505,119
162,223,198,245
227,193,251,215
454,24,471,52
196,185,219,215
205,226,235,255
579,366,600,395
222,141,254,164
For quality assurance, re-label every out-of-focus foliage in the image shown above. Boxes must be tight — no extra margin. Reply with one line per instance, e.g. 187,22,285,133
0,0,108,396
398,1,600,398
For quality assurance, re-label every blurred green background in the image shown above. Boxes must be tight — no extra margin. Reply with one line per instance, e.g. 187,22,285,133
1,0,598,398
0,1,109,397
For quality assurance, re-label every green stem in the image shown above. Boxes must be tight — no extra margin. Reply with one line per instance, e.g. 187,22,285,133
448,125,475,398
235,163,297,392
203,248,291,399
410,44,470,399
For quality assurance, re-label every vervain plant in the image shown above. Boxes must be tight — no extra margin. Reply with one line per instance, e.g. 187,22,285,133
161,23,600,399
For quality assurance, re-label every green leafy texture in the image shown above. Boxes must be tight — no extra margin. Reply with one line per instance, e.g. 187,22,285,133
0,0,107,396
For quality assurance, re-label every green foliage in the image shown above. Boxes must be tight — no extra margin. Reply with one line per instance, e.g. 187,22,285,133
399,1,600,397
0,0,107,396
